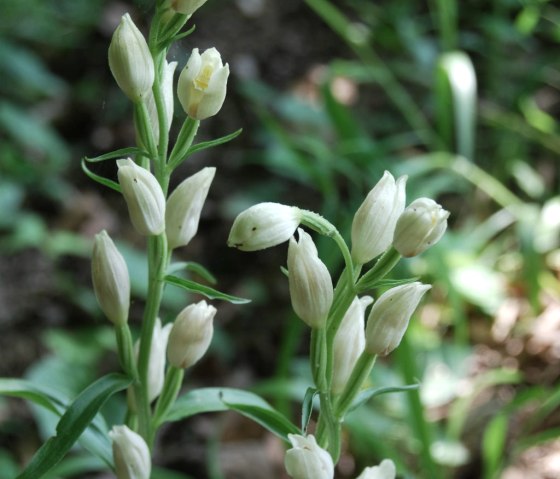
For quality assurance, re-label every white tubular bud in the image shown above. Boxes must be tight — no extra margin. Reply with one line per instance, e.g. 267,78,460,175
167,301,216,369
227,202,302,251
109,425,151,479
177,47,229,120
332,296,373,394
165,167,216,250
287,229,333,329
117,158,166,236
365,282,431,356
170,0,208,15
392,198,449,257
351,171,407,264
355,459,397,479
108,14,154,103
92,230,130,325
145,60,177,144
284,434,334,479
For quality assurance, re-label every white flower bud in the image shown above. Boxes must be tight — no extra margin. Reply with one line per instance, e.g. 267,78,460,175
284,434,334,479
332,296,372,394
351,172,407,264
167,300,216,369
166,167,215,250
170,0,208,15
365,282,431,356
177,47,229,120
134,319,173,403
393,198,449,257
145,60,177,144
355,459,397,479
287,229,333,329
108,14,155,103
117,158,166,236
227,202,301,251
92,230,130,325
109,425,151,479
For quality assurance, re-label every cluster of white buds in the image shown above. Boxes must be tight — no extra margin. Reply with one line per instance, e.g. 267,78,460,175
109,425,151,479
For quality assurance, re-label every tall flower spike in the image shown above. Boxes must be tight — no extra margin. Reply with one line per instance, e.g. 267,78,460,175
166,167,216,250
92,230,130,326
284,434,334,479
393,198,449,257
108,14,154,103
351,171,407,264
167,300,216,369
355,459,397,479
178,47,230,120
365,282,431,356
287,229,333,329
228,202,302,251
117,158,166,236
109,425,151,479
170,0,208,15
332,296,373,394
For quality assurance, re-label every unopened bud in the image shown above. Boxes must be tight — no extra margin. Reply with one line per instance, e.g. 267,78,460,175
109,425,151,479
284,434,334,479
92,230,130,325
355,459,397,479
351,172,407,264
145,60,177,145
167,300,216,369
166,167,215,249
287,229,333,329
117,158,166,236
178,47,229,120
365,282,431,356
393,198,449,257
108,14,154,103
228,202,301,251
332,296,372,394
170,0,208,15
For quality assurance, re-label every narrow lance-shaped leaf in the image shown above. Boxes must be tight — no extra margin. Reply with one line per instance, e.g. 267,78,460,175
166,262,217,285
81,159,121,193
348,384,420,413
83,147,147,163
165,275,250,304
301,387,319,434
186,128,242,156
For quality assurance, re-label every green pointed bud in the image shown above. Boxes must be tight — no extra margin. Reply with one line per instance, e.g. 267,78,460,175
393,198,449,257
109,425,151,479
167,300,216,369
170,0,208,15
166,167,215,250
285,434,334,479
92,230,130,325
365,282,431,356
145,60,177,145
332,296,372,394
228,202,302,251
178,47,229,120
117,158,166,236
108,14,154,103
351,171,407,264
355,459,397,479
287,229,333,329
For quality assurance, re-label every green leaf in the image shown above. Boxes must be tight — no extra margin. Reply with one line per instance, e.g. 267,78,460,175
166,262,217,285
186,128,242,156
369,277,420,289
482,413,507,479
17,373,131,479
81,159,121,193
0,378,66,415
83,147,146,163
348,384,420,413
166,387,298,442
164,275,250,304
301,387,319,433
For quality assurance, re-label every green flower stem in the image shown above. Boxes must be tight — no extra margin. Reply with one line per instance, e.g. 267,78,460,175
356,247,402,292
135,233,169,443
167,117,200,171
310,327,328,391
134,101,159,164
334,351,376,418
115,323,138,380
152,366,185,430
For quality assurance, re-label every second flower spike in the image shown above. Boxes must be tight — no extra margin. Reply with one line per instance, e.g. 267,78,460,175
287,229,333,329
178,47,229,120
117,158,166,236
